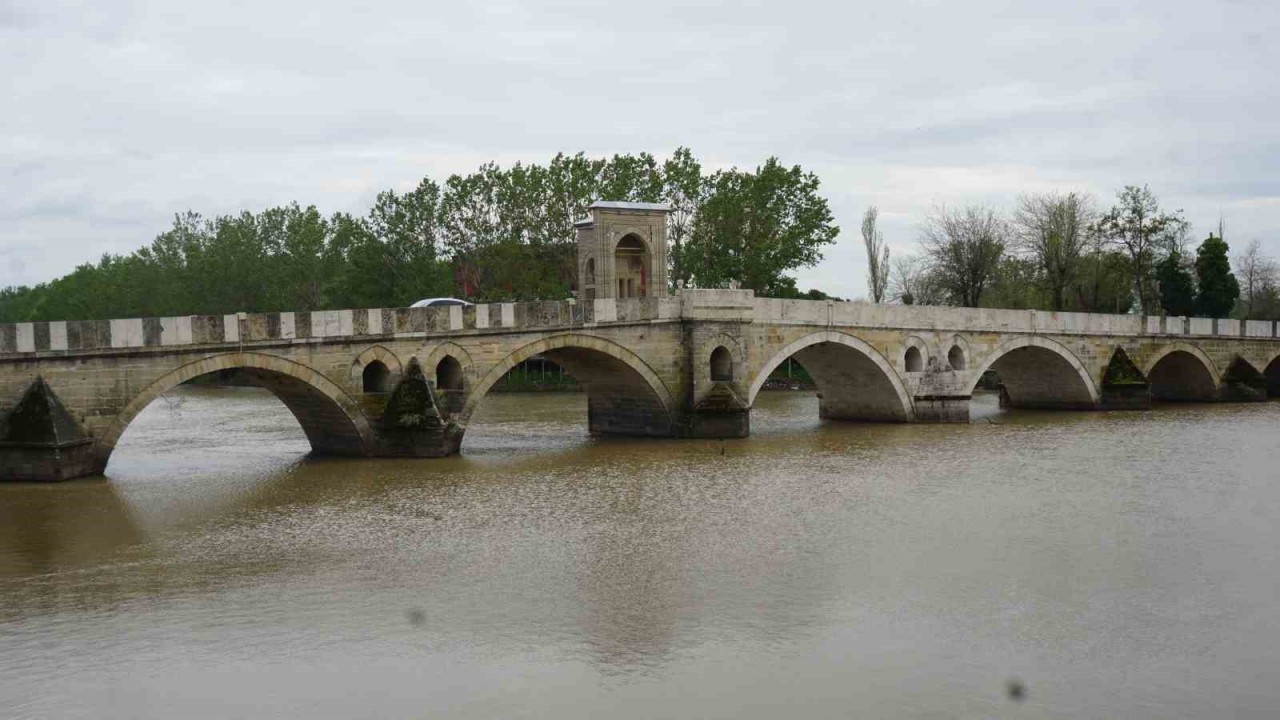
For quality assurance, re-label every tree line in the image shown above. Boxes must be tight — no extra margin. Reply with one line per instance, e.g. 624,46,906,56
874,185,1279,320
0,149,840,322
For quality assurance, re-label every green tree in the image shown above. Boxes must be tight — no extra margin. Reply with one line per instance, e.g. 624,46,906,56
1155,250,1195,316
1194,234,1239,317
1073,249,1135,314
981,256,1048,309
661,147,703,288
0,149,849,321
1095,185,1187,314
683,158,838,295
598,153,663,203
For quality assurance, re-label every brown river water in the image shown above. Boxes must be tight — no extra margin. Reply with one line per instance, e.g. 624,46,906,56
2,387,1279,719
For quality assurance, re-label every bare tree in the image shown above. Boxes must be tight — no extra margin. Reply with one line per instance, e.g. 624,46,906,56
861,206,890,303
1094,185,1188,314
1013,192,1095,311
919,204,1008,307
1234,239,1278,320
891,254,947,306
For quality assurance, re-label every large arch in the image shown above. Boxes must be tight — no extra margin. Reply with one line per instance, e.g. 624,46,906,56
967,336,1100,409
748,331,914,422
1144,343,1219,402
459,334,676,436
100,352,373,465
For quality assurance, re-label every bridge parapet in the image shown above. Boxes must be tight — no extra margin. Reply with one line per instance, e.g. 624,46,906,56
0,298,674,358
3,291,1278,359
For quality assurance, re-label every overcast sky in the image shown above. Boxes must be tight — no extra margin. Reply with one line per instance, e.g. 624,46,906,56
3,0,1277,300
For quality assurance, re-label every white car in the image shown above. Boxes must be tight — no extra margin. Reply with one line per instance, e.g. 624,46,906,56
409,297,473,308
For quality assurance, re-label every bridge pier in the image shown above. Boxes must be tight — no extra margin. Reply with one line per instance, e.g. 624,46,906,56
0,377,102,482
369,360,464,457
686,382,751,438
912,395,971,423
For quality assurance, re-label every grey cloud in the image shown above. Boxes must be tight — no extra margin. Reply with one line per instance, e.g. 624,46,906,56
2,0,1278,302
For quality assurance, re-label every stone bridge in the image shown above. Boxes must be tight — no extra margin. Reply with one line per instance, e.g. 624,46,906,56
3,289,1279,481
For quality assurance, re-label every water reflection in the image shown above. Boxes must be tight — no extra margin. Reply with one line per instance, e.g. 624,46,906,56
2,387,1279,719
0,480,141,578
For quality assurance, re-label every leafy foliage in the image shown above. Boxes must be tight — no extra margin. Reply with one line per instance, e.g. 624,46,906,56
1095,185,1187,314
682,158,839,295
1193,234,1239,317
1155,250,1196,316
1,149,839,321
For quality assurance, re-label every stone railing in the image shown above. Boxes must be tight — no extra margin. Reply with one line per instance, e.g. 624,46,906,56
1,290,1275,357
749,296,1280,339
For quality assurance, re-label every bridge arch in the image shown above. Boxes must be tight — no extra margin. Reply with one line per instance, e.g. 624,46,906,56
968,336,1099,409
748,331,914,422
101,352,373,464
459,333,676,435
1144,343,1219,401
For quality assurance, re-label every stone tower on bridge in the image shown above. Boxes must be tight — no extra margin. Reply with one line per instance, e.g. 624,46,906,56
575,201,669,301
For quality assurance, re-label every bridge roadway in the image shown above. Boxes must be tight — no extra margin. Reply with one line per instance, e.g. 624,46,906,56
3,289,1280,481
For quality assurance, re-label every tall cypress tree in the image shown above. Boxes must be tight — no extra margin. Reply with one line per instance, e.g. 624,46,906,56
1156,250,1195,316
1194,234,1239,317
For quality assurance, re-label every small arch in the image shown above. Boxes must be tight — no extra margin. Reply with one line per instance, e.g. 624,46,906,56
1145,344,1219,402
436,355,463,391
362,360,391,393
351,345,403,391
967,336,1099,409
710,346,733,382
947,344,966,370
904,346,923,373
747,331,914,421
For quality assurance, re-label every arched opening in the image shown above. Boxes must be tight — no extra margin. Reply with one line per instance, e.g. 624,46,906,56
103,353,371,471
435,356,463,391
362,360,391,393
710,346,733,381
974,342,1096,411
948,345,966,370
582,257,597,302
460,335,675,447
1148,350,1218,402
1267,356,1280,398
614,234,650,299
433,355,465,415
904,346,923,373
748,332,913,422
